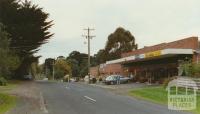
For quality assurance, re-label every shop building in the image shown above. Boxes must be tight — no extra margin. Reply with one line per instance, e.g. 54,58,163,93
90,63,123,78
107,37,200,83
90,37,200,82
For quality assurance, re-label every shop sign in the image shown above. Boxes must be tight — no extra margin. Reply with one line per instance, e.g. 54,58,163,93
145,50,161,58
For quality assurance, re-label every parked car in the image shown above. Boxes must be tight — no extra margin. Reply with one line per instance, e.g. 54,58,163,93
70,78,75,82
84,75,96,83
119,76,131,83
84,75,89,83
74,77,79,82
43,78,48,81
23,74,32,80
104,75,131,85
104,75,117,85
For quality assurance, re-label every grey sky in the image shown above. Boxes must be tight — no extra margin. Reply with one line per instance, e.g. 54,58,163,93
32,0,200,63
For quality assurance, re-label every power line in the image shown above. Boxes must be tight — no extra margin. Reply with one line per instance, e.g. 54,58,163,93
82,27,95,84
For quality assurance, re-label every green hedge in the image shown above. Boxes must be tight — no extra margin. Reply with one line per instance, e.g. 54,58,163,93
0,77,7,86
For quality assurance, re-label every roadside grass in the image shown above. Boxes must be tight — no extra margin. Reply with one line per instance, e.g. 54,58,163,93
129,87,200,114
0,80,20,93
0,80,20,114
0,94,16,114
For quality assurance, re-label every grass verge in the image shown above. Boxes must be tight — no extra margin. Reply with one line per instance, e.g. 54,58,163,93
129,87,200,114
0,83,18,93
0,94,16,114
0,80,20,114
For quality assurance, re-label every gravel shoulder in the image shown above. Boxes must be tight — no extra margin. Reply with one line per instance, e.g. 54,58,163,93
6,81,45,114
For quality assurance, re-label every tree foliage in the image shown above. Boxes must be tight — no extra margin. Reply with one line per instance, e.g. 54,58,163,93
67,59,80,77
0,23,19,79
44,58,55,79
93,49,107,64
0,0,53,78
104,27,137,60
92,27,137,65
180,60,200,78
66,51,88,77
54,59,71,79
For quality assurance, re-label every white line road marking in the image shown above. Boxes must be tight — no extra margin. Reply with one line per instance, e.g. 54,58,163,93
39,92,48,113
84,96,96,102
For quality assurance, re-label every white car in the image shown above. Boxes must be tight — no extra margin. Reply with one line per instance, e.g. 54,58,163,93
84,75,89,82
105,75,117,85
105,75,130,85
43,78,48,81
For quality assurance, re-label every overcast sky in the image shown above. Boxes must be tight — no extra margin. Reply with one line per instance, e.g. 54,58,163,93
32,0,200,63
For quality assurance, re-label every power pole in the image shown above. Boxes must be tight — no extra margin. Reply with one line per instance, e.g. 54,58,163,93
52,61,54,80
52,58,55,81
82,27,95,84
45,64,47,78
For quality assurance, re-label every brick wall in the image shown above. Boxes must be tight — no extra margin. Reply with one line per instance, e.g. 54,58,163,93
104,64,123,75
122,37,199,57
193,53,200,63
97,63,124,76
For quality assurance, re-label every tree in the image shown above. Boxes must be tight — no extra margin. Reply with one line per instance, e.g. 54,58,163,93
32,63,45,80
0,23,19,79
179,60,200,78
30,61,42,80
67,51,88,65
66,51,88,77
57,56,65,60
0,0,53,79
93,49,107,64
44,58,55,79
79,59,88,77
67,59,80,77
67,51,81,60
54,59,71,79
104,27,137,60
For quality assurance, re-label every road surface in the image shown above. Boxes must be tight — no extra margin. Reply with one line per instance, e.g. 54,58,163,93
37,81,191,114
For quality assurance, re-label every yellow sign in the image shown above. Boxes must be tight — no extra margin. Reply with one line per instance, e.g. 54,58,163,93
145,50,161,58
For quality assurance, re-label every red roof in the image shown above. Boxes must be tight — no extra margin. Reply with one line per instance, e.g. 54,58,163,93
122,37,199,57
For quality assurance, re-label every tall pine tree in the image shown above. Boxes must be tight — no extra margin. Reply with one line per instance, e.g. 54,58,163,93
0,0,54,78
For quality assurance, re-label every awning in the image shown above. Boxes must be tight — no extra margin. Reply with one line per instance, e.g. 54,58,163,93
106,48,194,65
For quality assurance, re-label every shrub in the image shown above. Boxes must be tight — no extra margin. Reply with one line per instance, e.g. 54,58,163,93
91,78,97,83
0,77,7,86
162,77,177,88
98,78,102,82
139,77,148,83
179,60,200,77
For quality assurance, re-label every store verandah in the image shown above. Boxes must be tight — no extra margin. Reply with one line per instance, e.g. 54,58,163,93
122,54,192,84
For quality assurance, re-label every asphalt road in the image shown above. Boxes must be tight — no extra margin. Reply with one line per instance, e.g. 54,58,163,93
37,81,191,114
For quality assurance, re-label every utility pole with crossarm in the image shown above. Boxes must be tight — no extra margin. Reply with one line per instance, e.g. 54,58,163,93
82,27,95,84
